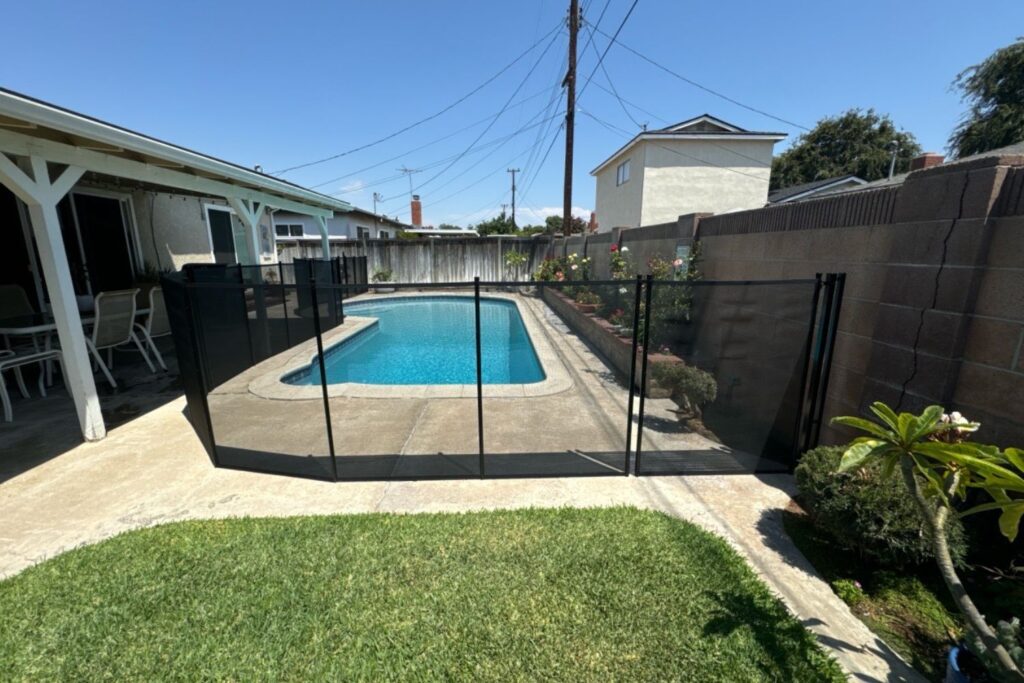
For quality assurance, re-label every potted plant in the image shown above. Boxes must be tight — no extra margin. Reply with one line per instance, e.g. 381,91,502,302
574,289,602,314
371,267,394,293
834,404,1024,682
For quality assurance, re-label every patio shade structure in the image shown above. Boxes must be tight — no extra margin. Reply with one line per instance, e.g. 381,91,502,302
0,88,351,441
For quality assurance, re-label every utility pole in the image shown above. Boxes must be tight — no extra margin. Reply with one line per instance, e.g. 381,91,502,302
887,140,900,180
562,0,579,245
507,167,520,229
373,192,383,233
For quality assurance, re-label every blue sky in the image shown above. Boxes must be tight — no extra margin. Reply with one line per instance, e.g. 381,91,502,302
3,1,1021,227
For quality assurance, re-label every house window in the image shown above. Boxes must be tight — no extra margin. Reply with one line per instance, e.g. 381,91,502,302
275,224,303,237
357,227,369,240
379,230,390,239
616,159,631,186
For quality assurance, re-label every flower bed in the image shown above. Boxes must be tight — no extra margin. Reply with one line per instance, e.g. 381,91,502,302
541,287,680,397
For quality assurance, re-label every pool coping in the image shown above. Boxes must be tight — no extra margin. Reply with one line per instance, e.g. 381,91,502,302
244,291,573,400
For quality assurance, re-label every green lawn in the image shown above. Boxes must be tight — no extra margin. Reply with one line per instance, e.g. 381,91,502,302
0,508,842,682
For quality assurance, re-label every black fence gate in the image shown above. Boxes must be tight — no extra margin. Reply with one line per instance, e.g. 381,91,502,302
163,264,843,481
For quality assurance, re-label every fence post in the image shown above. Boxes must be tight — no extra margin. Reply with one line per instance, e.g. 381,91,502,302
634,275,655,474
474,277,485,477
809,273,845,448
793,274,824,462
309,269,338,481
624,274,644,475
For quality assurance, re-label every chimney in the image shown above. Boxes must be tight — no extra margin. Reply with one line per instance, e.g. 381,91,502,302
588,212,598,233
410,194,423,228
910,152,944,172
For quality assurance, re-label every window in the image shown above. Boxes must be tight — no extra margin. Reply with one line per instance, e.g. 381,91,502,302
274,223,303,237
357,226,369,240
379,230,390,239
615,159,631,186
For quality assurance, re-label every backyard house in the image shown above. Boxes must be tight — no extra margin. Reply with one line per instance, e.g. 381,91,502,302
273,206,409,245
767,174,867,203
591,114,785,230
0,88,352,442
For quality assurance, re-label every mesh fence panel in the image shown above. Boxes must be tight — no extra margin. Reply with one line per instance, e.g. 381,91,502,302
478,280,634,477
314,282,482,480
636,279,819,475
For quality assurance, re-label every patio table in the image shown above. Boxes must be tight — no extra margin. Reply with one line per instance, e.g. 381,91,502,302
0,308,150,385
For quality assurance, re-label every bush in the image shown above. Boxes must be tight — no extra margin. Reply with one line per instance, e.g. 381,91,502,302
574,289,602,305
794,446,968,569
650,362,717,414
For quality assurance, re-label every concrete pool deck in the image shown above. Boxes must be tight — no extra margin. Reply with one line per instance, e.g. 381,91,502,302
0,392,923,682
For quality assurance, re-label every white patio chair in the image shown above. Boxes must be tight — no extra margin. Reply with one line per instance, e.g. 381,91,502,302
0,348,63,422
134,287,170,371
0,284,38,400
87,289,154,388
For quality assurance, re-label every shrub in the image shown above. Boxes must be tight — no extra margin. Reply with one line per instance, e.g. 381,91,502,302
649,362,717,415
574,290,602,305
831,579,866,607
794,445,968,569
371,267,393,283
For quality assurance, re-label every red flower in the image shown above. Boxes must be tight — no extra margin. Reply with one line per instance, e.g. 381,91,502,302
609,244,619,253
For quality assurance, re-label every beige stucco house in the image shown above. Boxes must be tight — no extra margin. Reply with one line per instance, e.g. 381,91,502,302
590,114,785,231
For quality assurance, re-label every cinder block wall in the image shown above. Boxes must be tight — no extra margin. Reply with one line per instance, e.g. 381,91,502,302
697,154,1024,447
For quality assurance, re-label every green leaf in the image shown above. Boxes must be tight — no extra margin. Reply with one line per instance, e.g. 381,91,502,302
908,405,944,442
880,453,899,480
830,416,895,441
897,412,916,442
868,402,900,431
838,441,884,472
1005,448,1024,473
997,503,1024,542
913,443,1024,485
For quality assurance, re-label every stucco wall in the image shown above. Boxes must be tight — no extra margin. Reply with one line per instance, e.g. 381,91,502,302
640,139,773,225
272,210,401,240
594,145,645,231
132,191,275,270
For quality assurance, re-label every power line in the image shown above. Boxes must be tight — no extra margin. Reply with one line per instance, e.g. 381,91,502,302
307,86,555,190
581,22,642,129
576,0,640,102
590,23,809,131
271,22,561,175
580,106,771,182
518,121,565,206
412,28,563,195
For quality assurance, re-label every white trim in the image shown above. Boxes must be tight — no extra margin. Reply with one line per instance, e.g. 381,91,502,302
590,132,786,176
0,128,339,218
770,177,869,204
70,187,145,277
202,203,237,264
666,114,743,133
0,89,350,213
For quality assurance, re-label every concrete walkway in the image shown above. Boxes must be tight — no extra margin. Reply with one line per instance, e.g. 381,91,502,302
0,397,923,682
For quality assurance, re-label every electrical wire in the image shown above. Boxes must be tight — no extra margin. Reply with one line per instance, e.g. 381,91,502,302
581,22,642,128
590,23,809,131
576,0,640,102
270,22,562,175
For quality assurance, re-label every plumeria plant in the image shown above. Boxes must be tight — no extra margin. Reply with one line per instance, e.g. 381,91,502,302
833,403,1024,682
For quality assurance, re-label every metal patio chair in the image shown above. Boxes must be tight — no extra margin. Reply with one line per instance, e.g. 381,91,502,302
134,287,170,371
0,284,39,400
87,289,155,388
0,348,63,422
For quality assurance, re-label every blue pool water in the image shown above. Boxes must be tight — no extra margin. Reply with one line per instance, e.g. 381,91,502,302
285,296,545,385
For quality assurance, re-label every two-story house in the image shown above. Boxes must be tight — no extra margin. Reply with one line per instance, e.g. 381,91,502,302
590,114,786,231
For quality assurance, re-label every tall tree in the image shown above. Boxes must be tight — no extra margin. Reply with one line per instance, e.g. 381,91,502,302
949,37,1024,158
544,214,587,235
473,211,516,236
770,109,921,190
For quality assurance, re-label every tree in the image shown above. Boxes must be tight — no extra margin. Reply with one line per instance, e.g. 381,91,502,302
436,223,462,231
835,404,1024,681
544,214,587,235
949,38,1024,158
473,211,516,236
770,109,921,190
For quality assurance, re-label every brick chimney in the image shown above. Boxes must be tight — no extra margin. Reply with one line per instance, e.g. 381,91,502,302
588,212,598,233
410,194,423,228
910,152,944,171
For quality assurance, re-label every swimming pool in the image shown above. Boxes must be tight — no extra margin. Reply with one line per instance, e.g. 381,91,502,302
284,296,545,386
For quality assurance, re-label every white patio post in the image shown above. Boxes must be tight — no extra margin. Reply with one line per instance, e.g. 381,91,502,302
0,154,105,440
225,197,264,265
314,215,330,259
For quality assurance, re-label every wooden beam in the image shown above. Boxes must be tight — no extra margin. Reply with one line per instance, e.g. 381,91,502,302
0,128,337,218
